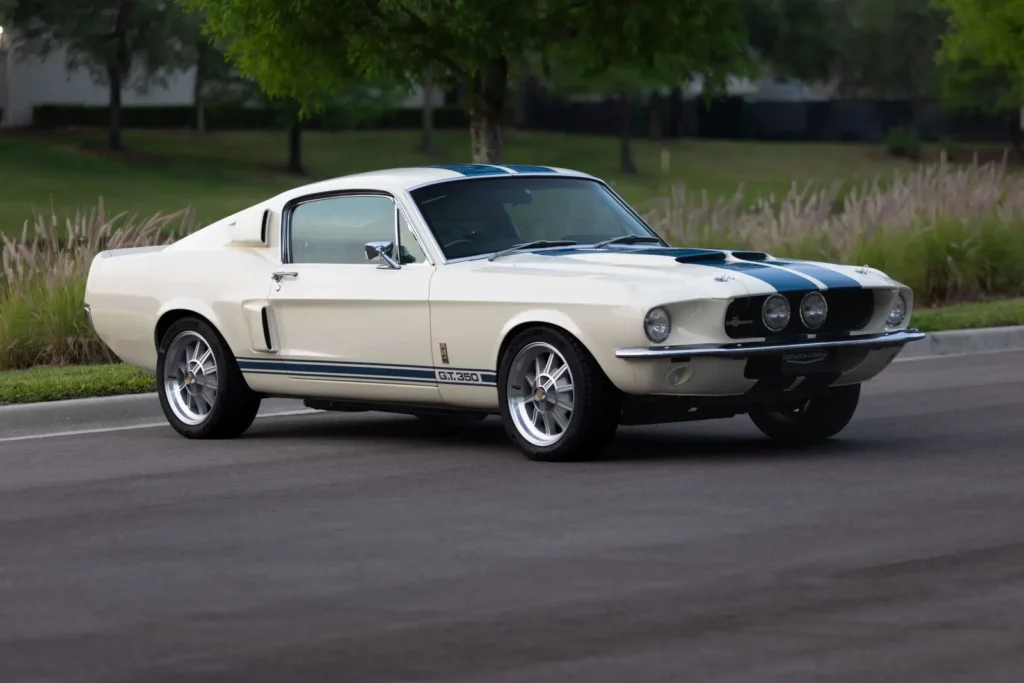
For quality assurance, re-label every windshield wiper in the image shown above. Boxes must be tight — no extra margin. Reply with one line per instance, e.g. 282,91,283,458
488,240,578,261
592,235,664,248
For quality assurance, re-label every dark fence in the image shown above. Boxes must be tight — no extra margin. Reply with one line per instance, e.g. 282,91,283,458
522,94,1014,143
31,94,1014,144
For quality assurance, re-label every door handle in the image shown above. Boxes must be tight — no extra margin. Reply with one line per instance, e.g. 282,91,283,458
271,271,298,282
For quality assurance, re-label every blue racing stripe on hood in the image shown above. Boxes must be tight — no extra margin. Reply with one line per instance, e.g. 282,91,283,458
530,245,820,291
697,261,819,292
424,164,511,177
769,260,862,289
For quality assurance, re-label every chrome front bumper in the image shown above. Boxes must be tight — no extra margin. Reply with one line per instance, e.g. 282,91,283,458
615,329,926,360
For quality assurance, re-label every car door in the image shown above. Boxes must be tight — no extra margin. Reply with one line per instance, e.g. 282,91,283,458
264,191,439,403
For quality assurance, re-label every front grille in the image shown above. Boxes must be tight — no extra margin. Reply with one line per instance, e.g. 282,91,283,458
723,288,874,339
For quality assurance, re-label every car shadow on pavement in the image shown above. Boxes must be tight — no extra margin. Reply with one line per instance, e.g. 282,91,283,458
245,413,888,463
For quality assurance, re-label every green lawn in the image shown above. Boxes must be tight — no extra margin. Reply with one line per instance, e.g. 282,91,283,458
0,128,923,234
0,364,155,405
913,297,1024,332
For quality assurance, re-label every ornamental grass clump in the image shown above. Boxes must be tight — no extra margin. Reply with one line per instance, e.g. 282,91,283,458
0,200,197,370
642,156,1024,305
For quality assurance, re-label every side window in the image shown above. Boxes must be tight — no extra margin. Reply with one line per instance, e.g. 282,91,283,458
398,210,428,264
290,195,395,265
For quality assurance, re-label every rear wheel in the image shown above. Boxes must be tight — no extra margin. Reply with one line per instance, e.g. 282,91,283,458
156,317,261,439
498,327,620,461
749,383,861,444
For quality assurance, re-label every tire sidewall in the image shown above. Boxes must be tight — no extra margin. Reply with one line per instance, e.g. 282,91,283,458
156,318,237,438
497,327,600,460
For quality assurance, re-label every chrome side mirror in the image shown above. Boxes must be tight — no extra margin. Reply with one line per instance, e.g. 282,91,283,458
364,240,400,269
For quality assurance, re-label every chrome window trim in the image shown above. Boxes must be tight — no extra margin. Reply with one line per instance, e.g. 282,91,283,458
280,190,436,267
403,173,667,265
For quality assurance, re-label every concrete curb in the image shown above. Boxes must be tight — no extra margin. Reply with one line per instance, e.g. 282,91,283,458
896,325,1024,360
2,325,1023,433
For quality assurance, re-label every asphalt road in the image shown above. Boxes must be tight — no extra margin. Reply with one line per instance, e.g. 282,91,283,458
2,351,1024,683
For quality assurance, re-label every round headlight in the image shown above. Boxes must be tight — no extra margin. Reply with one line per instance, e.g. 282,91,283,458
761,294,791,332
644,307,672,343
799,291,828,329
887,293,907,326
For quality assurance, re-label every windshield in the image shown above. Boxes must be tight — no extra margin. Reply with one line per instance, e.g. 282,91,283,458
408,176,663,260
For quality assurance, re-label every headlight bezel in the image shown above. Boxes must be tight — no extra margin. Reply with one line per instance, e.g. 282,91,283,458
798,291,828,330
761,294,792,332
644,306,672,344
887,292,908,327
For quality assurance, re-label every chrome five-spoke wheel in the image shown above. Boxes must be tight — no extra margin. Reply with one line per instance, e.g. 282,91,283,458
506,341,576,447
163,330,219,426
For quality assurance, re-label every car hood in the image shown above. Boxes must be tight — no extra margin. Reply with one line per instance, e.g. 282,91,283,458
460,246,899,298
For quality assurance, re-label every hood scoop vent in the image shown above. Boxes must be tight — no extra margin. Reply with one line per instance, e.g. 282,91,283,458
731,250,770,261
674,251,728,264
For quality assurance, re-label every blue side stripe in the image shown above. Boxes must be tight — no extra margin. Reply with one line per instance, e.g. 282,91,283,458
424,164,511,177
503,164,558,174
693,261,820,292
235,358,497,387
768,260,863,289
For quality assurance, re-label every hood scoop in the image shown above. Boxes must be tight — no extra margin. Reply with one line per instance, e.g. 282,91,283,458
673,249,771,264
674,251,728,264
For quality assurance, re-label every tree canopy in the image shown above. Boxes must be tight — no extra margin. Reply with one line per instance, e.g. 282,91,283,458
179,0,750,162
11,0,193,149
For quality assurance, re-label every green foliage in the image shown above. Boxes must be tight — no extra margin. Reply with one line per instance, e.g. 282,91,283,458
831,0,946,98
935,0,1024,77
177,0,750,161
11,0,193,92
743,0,837,82
884,127,923,160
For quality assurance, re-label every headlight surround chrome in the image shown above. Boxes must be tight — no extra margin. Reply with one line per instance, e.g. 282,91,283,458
644,307,672,343
887,293,908,327
761,294,791,332
799,291,828,330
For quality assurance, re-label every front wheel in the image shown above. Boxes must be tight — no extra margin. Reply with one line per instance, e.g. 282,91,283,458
498,327,620,462
749,383,861,444
156,317,261,439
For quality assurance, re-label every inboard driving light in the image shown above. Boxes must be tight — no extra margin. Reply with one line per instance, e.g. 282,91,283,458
644,307,672,343
762,294,791,332
799,291,828,329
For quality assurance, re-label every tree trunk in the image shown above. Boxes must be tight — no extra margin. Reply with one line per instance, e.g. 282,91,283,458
107,66,123,151
648,91,661,140
194,52,206,134
468,57,508,163
510,74,530,130
1011,111,1024,162
287,121,303,174
107,0,132,152
419,69,435,154
618,93,637,175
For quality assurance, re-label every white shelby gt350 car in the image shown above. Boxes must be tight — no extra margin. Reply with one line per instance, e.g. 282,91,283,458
84,164,925,461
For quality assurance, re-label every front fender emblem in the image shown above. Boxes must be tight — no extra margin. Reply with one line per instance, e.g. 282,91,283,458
439,342,449,365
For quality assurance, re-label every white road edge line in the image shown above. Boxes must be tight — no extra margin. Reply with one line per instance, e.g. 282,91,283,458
0,408,317,444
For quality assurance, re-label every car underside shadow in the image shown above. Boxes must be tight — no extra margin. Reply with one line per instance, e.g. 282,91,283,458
241,412,901,463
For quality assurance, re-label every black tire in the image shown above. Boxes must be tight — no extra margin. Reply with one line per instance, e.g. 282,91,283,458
749,383,861,444
497,326,621,462
156,316,261,439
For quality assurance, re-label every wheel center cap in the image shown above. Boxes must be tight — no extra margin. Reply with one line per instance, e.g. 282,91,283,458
184,372,194,385
534,387,546,402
